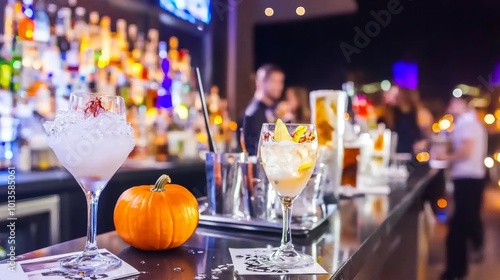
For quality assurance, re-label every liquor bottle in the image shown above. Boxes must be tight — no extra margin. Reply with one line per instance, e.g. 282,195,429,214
58,7,72,38
0,2,14,89
98,16,111,68
144,29,159,79
373,123,385,151
55,12,70,57
73,7,86,41
3,0,16,46
112,19,127,68
33,0,50,43
18,0,35,41
88,11,100,60
372,123,386,166
9,40,22,94
154,112,168,162
127,24,137,52
68,0,78,24
0,56,12,90
46,3,57,26
66,41,79,73
116,19,128,58
41,36,61,78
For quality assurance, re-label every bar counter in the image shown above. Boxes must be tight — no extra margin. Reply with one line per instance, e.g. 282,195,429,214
6,165,442,280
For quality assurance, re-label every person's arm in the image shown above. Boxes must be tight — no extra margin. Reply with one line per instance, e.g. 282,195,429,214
439,123,477,161
441,139,474,162
417,107,434,138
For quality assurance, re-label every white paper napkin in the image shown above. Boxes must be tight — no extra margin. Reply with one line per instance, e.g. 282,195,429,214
0,249,139,280
229,248,327,275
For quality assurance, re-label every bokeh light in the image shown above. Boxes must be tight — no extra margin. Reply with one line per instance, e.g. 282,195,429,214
485,157,494,168
296,6,305,16
484,114,495,125
439,119,451,130
437,198,448,208
416,152,430,162
452,88,463,98
265,7,274,16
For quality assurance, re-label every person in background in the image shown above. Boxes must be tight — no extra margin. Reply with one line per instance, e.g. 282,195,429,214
242,64,285,155
276,86,311,123
439,94,487,280
382,86,431,154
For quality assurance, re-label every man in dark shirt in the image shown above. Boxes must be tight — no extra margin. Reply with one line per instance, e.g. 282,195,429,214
242,64,285,155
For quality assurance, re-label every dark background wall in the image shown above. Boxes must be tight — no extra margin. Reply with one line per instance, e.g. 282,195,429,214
255,0,500,104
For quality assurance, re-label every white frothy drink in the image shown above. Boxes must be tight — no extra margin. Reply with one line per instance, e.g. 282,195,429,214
44,110,135,192
261,141,318,198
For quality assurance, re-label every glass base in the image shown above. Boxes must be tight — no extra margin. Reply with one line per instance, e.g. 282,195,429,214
259,249,315,269
60,252,121,274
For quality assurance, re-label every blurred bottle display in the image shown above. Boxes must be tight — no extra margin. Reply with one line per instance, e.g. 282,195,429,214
0,0,238,169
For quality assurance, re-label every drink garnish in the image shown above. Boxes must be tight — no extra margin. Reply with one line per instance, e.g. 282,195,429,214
84,97,106,118
274,119,293,142
292,125,307,142
298,162,313,172
292,127,316,143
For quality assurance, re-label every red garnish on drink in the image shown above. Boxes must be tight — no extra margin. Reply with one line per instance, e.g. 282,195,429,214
84,97,106,118
262,131,273,141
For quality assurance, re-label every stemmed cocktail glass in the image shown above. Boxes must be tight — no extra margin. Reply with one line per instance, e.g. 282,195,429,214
258,120,319,269
44,92,135,274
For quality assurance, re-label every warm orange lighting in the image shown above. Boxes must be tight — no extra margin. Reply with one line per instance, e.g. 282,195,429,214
437,198,448,208
132,62,143,77
197,132,208,144
25,29,33,39
146,108,158,119
344,113,350,120
214,115,223,125
229,121,238,131
495,109,500,120
495,152,500,162
97,58,109,69
442,114,453,122
432,123,440,133
416,152,430,162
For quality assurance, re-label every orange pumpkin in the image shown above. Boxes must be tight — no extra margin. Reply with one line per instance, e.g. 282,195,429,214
114,175,199,250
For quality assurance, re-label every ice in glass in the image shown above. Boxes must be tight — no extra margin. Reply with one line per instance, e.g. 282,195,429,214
44,92,135,274
258,119,319,268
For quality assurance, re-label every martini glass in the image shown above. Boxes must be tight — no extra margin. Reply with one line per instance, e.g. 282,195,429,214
258,122,319,269
44,92,135,274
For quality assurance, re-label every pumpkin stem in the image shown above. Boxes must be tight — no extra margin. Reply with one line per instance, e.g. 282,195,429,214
152,175,171,192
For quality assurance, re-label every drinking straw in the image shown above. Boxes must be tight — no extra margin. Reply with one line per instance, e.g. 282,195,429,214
195,67,217,153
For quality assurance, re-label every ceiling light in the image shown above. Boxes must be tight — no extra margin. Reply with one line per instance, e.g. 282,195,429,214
265,7,274,17
296,6,305,16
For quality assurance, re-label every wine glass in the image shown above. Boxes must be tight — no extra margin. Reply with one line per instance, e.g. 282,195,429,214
44,92,135,274
258,121,319,268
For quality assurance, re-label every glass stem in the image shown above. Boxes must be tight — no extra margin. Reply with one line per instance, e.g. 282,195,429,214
84,191,100,255
279,197,294,251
